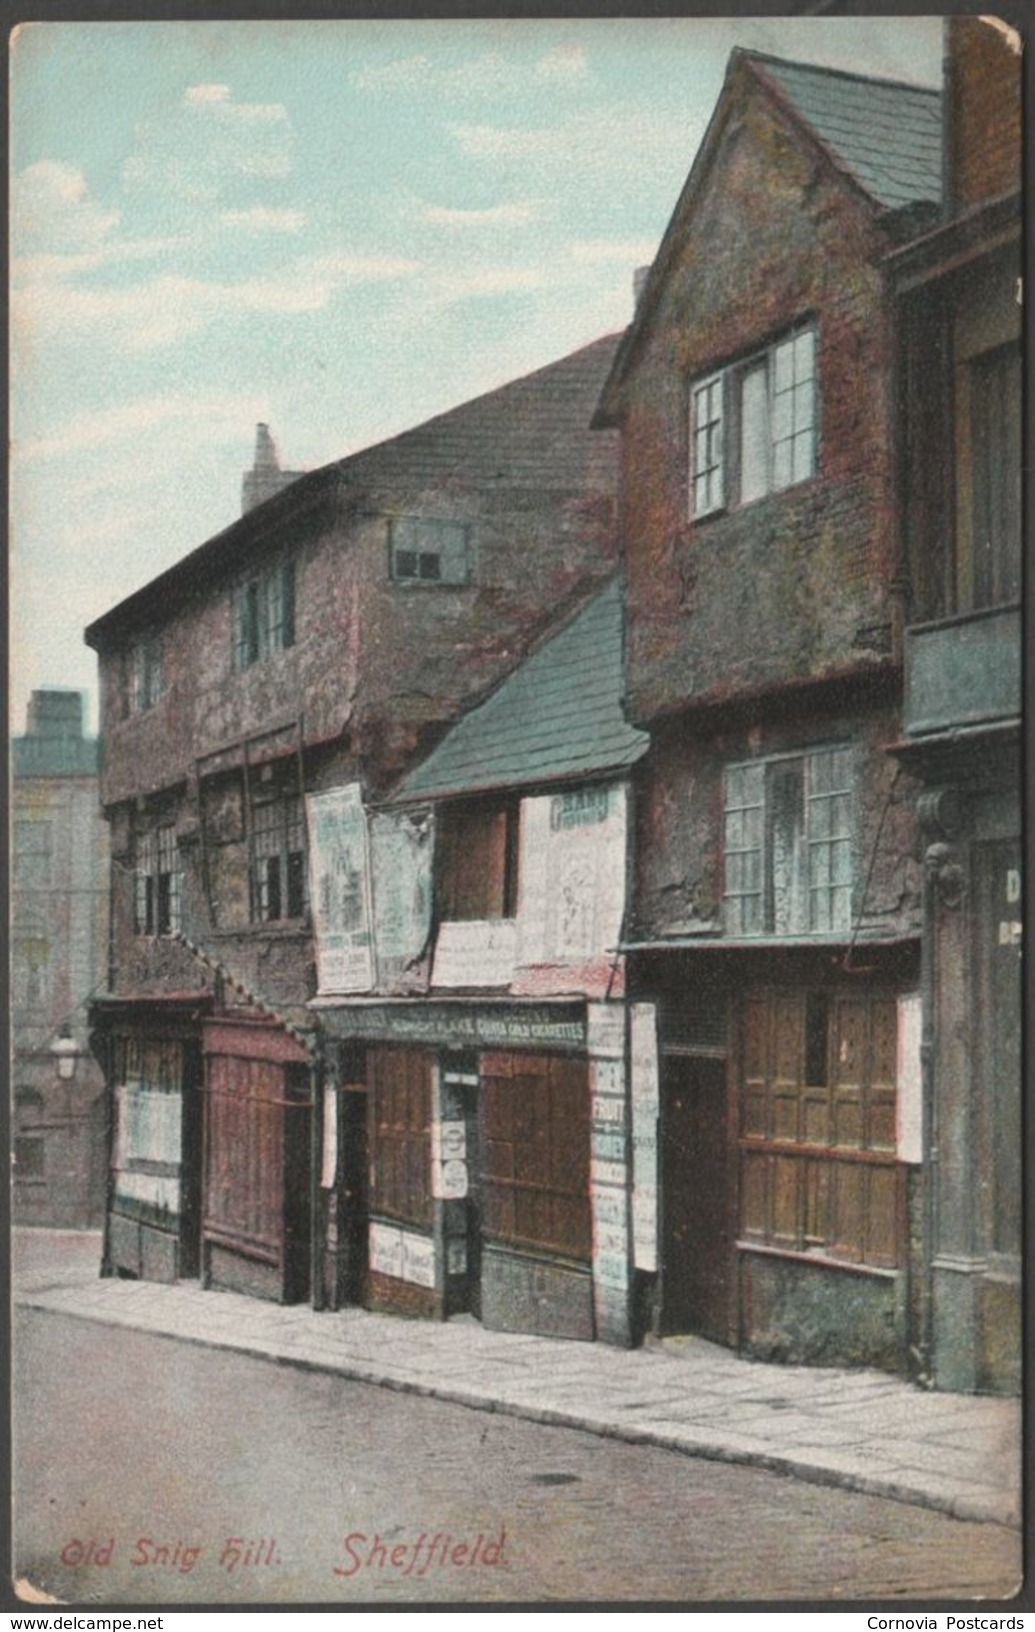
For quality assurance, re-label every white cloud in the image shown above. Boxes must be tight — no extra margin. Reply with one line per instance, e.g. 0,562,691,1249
350,54,433,93
449,101,700,193
12,160,120,253
220,206,307,234
571,237,659,265
184,83,231,106
12,235,185,284
436,266,546,300
123,83,295,201
420,201,536,228
12,253,422,353
16,391,271,467
535,45,591,86
351,50,523,100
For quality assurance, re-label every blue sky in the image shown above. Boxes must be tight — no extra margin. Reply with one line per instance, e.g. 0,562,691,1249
10,17,943,732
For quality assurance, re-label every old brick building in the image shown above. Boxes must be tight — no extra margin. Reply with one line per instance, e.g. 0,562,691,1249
12,690,109,1228
593,29,1021,1390
85,335,620,1303
888,17,1022,1393
596,50,942,1373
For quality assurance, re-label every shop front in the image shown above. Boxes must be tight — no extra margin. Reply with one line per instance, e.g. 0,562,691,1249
631,944,922,1374
91,995,210,1285
316,998,642,1346
200,1014,314,1304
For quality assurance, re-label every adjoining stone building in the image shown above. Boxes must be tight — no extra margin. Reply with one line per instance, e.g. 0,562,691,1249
888,16,1022,1394
12,689,109,1228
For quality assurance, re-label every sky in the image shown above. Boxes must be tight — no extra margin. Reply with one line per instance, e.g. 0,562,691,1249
10,16,944,734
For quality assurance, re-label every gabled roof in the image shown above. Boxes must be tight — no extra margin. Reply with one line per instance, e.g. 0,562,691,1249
85,332,621,648
595,49,942,426
752,54,942,211
388,578,647,804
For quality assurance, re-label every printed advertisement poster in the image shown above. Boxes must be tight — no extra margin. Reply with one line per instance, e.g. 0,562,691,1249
306,783,374,994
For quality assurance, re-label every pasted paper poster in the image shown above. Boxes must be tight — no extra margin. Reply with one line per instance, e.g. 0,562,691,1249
306,783,374,994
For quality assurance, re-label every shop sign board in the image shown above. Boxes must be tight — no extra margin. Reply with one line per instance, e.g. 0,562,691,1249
322,1002,585,1051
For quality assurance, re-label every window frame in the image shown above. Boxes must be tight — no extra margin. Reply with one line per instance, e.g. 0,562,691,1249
436,797,520,923
14,818,52,888
248,768,307,926
689,322,818,521
388,516,471,587
723,744,854,939
129,637,164,714
233,558,296,673
134,822,182,938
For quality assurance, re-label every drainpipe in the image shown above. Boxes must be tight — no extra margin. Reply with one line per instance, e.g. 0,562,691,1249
917,843,941,1383
310,1033,326,1311
918,821,964,1386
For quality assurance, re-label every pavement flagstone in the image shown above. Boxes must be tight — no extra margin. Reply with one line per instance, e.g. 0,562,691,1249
13,1228,1021,1530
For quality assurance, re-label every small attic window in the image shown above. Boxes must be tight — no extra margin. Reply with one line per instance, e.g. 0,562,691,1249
389,517,470,586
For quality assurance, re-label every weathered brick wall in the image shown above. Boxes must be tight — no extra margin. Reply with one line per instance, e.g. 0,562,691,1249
632,696,922,943
950,17,1022,209
618,84,899,725
97,471,616,808
97,453,616,1009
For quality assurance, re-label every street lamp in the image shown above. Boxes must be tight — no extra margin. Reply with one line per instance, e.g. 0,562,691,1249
50,1030,79,1082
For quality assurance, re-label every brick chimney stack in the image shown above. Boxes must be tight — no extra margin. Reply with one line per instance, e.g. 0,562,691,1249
241,423,304,514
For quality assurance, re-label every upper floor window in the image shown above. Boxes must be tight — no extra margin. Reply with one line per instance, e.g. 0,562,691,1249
724,745,853,937
251,781,306,923
234,560,295,672
14,819,52,888
437,799,518,921
14,932,50,1010
389,516,470,585
135,824,182,937
130,637,164,712
691,324,817,519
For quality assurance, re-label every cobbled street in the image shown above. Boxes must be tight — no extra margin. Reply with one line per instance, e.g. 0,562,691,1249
13,1308,1022,1607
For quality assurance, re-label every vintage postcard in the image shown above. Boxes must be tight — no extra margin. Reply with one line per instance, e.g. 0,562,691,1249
9,11,1025,1612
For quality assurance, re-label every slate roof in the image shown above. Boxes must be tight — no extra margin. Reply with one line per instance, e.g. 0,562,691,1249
389,578,647,803
341,330,620,493
85,333,621,647
750,53,943,210
595,50,943,426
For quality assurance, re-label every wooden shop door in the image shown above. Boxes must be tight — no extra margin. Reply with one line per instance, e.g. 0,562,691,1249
660,1054,734,1344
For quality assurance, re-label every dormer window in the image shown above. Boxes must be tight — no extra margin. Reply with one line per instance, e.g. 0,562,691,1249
389,517,470,586
233,560,295,671
691,323,817,518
